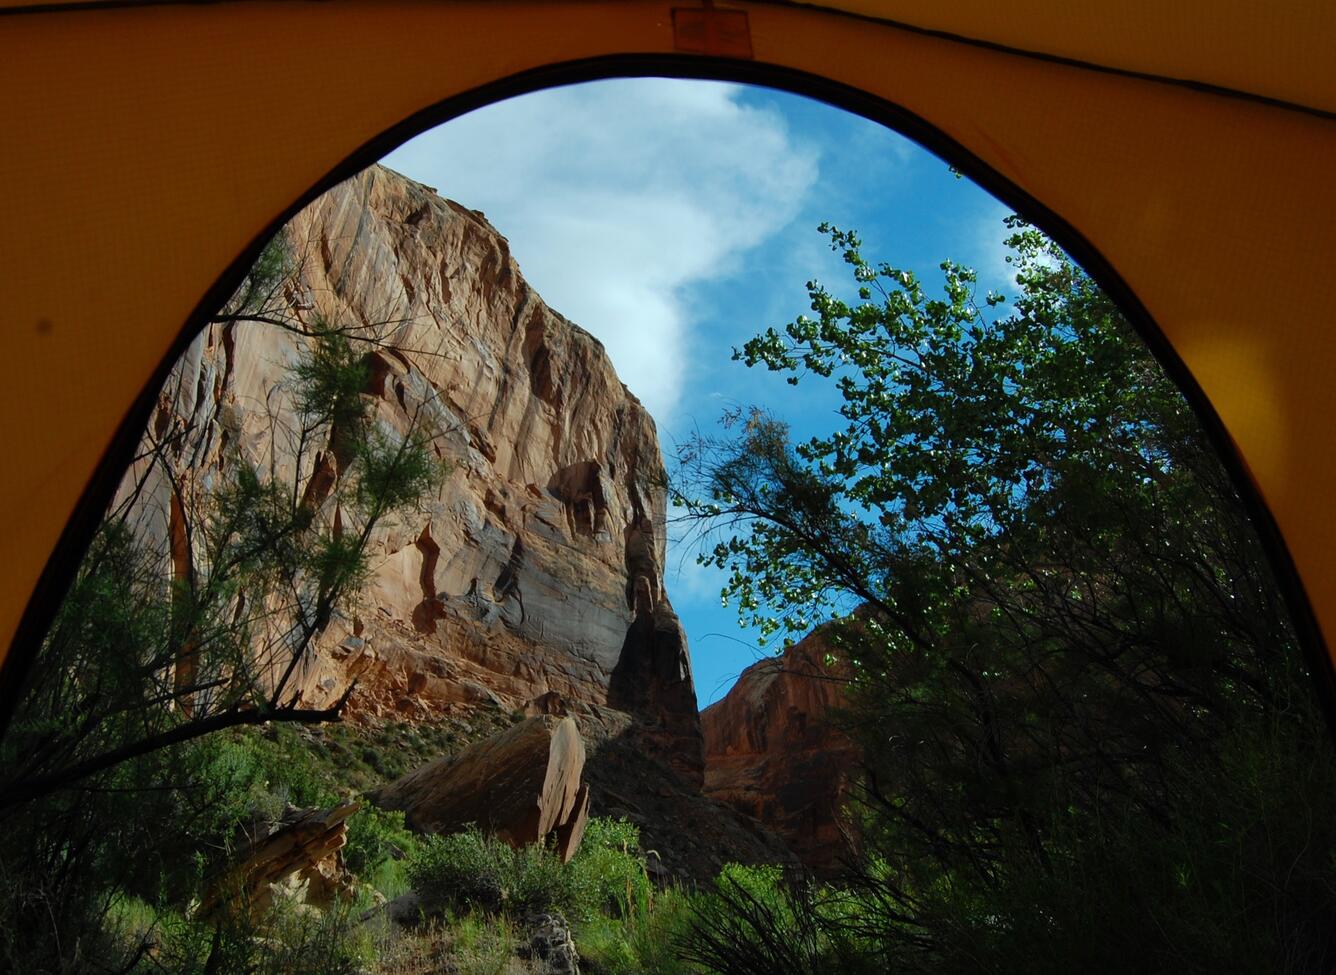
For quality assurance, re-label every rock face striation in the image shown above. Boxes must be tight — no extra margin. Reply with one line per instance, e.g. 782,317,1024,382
130,164,701,786
701,627,861,874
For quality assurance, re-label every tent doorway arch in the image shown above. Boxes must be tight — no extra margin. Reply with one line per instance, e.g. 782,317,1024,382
3,3,1334,734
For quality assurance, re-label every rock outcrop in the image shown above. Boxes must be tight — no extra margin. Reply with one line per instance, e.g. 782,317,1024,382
127,163,702,784
701,627,861,874
378,715,590,862
199,802,359,920
522,913,582,975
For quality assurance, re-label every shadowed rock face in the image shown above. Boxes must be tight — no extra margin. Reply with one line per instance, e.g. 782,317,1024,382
701,628,861,875
126,164,703,780
608,588,704,788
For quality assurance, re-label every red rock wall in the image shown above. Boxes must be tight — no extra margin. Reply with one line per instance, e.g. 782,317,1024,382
700,628,860,874
121,164,702,784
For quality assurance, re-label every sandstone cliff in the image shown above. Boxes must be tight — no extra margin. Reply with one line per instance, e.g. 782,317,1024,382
126,164,700,783
701,627,860,874
118,163,806,876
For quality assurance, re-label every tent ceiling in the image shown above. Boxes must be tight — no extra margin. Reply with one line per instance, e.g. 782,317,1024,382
789,0,1336,115
5,0,1335,114
2,1,1334,712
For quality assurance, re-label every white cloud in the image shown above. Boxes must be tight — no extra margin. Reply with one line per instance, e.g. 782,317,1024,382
382,78,820,424
970,199,1020,295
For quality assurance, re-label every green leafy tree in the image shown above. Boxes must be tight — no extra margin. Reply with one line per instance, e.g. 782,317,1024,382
678,221,1336,971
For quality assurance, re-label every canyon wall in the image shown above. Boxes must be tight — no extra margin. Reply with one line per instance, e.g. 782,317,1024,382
124,164,701,785
701,627,860,874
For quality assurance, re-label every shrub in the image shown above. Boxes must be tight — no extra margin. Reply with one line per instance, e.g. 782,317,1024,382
508,840,575,916
397,818,711,974
406,827,574,917
566,817,654,922
405,817,655,924
345,805,419,879
408,828,509,914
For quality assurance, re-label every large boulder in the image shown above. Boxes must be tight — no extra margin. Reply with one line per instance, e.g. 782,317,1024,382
378,714,590,861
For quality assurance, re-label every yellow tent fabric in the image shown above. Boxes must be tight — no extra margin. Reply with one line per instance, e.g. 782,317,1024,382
2,1,1335,714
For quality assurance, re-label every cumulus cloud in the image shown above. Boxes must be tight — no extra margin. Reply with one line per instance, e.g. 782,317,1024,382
382,78,820,424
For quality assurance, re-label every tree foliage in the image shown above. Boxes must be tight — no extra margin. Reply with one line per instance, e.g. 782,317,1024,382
678,220,1336,971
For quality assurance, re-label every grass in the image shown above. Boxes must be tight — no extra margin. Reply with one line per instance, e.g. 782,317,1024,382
397,817,701,974
372,913,539,975
575,887,697,975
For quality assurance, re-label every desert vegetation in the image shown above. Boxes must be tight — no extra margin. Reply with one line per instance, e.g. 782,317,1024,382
675,220,1336,973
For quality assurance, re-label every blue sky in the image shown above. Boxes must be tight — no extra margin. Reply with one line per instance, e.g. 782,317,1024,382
383,78,1019,708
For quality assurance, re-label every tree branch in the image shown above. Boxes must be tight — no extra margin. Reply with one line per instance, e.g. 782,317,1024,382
1,682,357,812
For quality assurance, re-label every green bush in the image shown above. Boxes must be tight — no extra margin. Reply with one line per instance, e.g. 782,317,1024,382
567,817,654,921
345,805,418,879
405,817,655,924
577,886,697,975
510,840,575,916
407,827,547,916
399,816,696,974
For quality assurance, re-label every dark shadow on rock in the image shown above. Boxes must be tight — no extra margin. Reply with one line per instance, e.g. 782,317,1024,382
608,599,704,790
575,700,800,884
